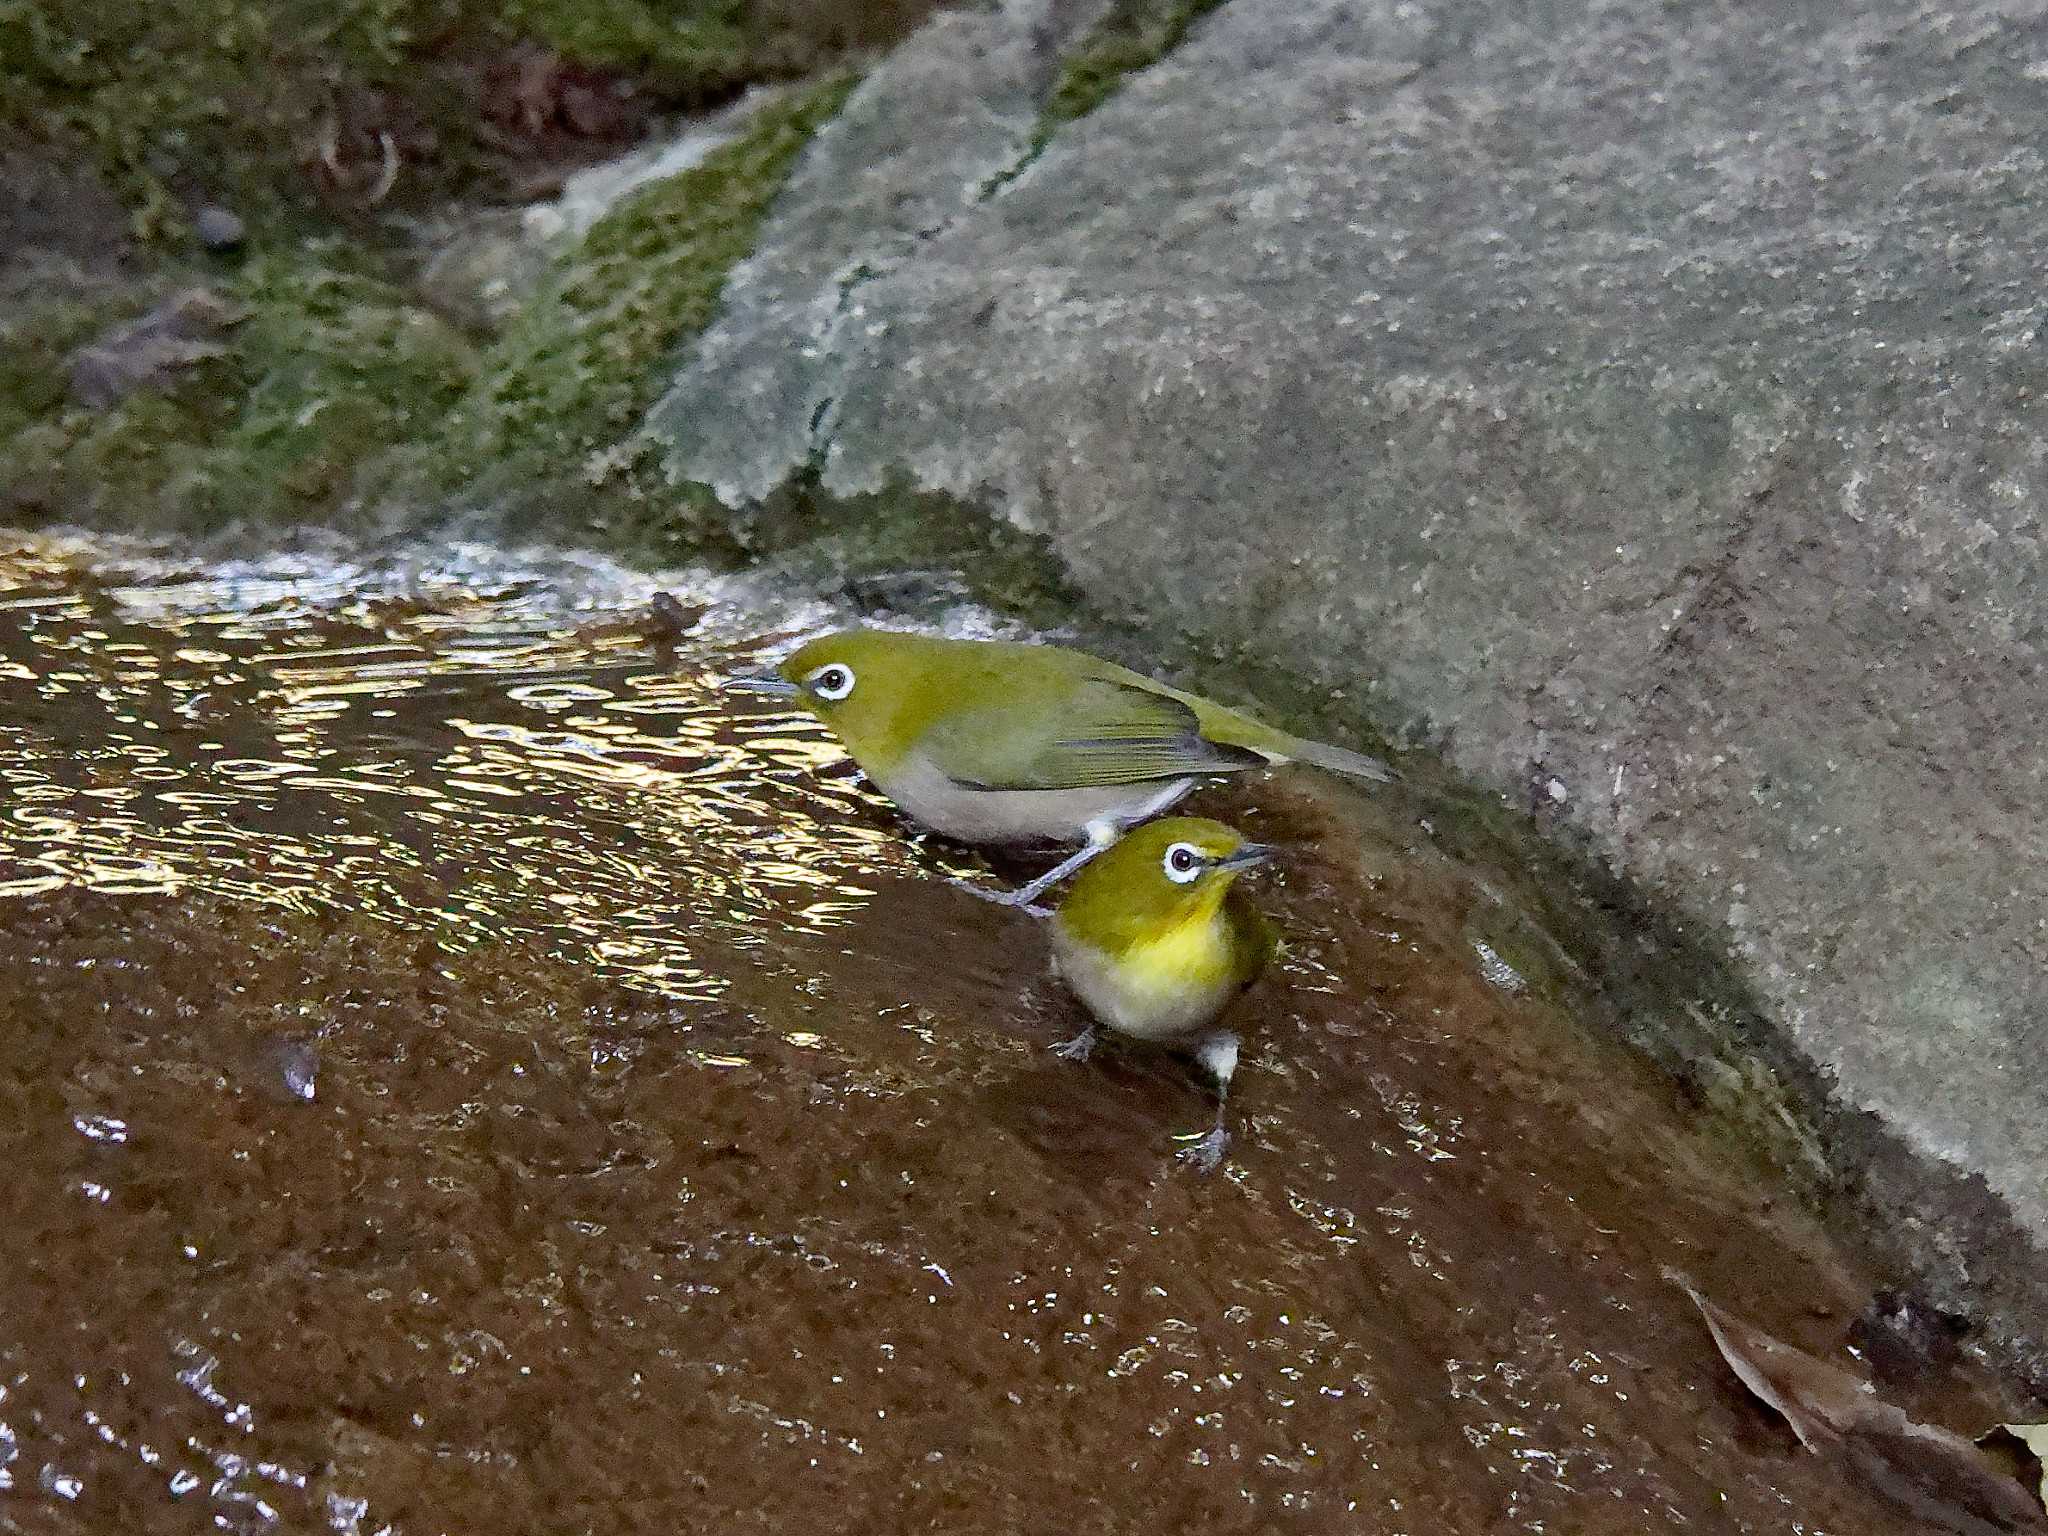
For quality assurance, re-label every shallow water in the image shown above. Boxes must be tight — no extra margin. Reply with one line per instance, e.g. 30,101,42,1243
0,528,2029,1533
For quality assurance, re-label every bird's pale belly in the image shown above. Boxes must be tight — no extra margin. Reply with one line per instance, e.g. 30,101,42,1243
873,752,1194,846
1049,927,1241,1042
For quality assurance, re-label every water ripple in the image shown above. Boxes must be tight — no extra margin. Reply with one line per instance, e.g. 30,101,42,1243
0,533,979,1003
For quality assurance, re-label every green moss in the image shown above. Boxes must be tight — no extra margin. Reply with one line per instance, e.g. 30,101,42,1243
383,72,855,535
0,286,138,445
0,0,920,245
7,388,239,527
2,249,476,530
1039,0,1230,133
191,253,478,524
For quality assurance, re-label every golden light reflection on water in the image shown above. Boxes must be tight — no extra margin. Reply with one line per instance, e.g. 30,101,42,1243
0,534,948,1002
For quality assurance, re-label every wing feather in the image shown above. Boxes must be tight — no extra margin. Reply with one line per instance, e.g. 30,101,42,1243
933,678,1266,790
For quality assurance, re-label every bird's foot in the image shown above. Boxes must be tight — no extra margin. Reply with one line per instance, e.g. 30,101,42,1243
948,876,1050,918
1175,1125,1229,1174
1051,1028,1097,1064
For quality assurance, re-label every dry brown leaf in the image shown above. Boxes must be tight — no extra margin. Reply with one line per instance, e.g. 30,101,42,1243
1981,1425,2048,1515
1668,1268,2048,1535
67,289,248,409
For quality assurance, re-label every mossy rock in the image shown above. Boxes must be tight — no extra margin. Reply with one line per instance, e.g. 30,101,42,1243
378,72,856,549
0,0,926,245
2,70,861,545
0,280,138,444
192,255,478,523
2,249,475,530
1039,0,1231,134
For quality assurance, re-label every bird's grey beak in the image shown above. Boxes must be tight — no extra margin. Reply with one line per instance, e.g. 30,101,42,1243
1217,843,1276,871
721,671,800,696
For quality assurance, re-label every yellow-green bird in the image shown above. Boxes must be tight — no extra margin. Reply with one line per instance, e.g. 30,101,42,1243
1048,816,1279,1172
727,628,1390,905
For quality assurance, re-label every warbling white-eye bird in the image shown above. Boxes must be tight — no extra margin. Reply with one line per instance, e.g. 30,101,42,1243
726,628,1391,906
1047,816,1279,1172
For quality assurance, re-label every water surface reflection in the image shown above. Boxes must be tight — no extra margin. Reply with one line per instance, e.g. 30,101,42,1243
0,533,986,1004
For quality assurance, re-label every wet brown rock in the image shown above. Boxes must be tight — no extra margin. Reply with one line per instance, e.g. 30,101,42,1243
0,540,2039,1533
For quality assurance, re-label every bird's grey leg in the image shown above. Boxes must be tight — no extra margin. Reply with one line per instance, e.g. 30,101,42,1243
1176,1031,1239,1173
951,876,1054,919
996,816,1128,909
1001,841,1108,909
1051,1024,1097,1063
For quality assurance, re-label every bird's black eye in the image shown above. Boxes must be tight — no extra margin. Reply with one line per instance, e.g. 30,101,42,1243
1163,843,1203,882
807,663,856,701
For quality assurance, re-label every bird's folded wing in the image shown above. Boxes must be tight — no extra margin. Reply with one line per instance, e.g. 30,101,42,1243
928,679,1266,790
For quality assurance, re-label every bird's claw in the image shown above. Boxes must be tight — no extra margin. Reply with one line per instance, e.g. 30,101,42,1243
1175,1126,1229,1174
1051,1030,1096,1063
948,877,1051,918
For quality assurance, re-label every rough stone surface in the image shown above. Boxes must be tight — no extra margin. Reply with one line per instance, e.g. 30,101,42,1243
651,0,1110,498
652,0,2048,1315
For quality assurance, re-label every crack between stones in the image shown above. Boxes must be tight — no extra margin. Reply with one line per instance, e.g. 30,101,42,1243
1561,483,1773,849
1650,490,1770,666
792,0,1276,481
799,116,1043,469
975,132,1051,203
796,0,1239,473
801,259,890,470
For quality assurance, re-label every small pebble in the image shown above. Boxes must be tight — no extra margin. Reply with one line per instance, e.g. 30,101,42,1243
193,205,246,251
268,1037,320,1102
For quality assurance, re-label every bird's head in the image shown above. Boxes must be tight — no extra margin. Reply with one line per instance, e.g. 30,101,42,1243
724,628,935,766
1057,817,1273,944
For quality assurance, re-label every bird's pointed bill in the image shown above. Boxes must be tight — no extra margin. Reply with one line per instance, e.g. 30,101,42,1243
1216,842,1276,871
721,671,800,696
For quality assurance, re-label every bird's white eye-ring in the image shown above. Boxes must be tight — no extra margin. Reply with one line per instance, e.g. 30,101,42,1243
806,663,856,701
1163,842,1205,883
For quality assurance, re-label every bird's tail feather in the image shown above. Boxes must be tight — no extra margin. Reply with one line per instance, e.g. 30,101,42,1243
1279,733,1396,783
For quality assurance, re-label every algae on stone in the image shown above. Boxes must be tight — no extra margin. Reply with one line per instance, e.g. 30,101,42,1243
1039,0,1231,132
3,250,475,530
734,471,1090,626
0,0,917,243
385,72,855,547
